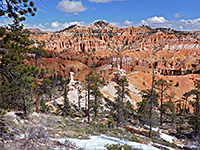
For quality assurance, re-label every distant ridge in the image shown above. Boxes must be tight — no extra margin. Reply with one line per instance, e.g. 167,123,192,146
93,21,108,27
57,24,78,33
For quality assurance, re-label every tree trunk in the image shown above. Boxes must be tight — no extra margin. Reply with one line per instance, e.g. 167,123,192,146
78,93,81,110
121,81,126,124
36,75,39,113
117,88,121,127
88,82,90,122
94,95,97,121
149,65,155,137
35,52,39,113
117,97,120,127
160,91,163,126
195,93,199,133
23,87,27,117
196,94,199,114
184,97,188,112
85,92,87,111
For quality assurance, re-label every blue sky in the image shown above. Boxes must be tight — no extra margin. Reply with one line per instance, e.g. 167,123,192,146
1,0,200,31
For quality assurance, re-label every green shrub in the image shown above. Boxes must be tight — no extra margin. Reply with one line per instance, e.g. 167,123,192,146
0,110,6,116
151,138,178,148
129,136,140,143
39,98,50,113
105,143,141,150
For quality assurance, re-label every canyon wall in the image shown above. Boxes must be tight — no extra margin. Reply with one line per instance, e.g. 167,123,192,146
29,21,200,78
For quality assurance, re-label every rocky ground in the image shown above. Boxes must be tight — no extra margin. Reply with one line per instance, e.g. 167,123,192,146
0,111,199,150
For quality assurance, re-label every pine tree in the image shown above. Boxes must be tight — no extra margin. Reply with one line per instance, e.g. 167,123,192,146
149,62,156,137
188,80,200,134
63,86,71,117
182,92,190,114
32,41,46,113
85,71,105,122
163,92,177,124
114,76,130,127
125,101,135,121
155,78,171,126
137,89,159,125
0,19,44,116
90,73,105,121
85,71,93,122
75,81,82,110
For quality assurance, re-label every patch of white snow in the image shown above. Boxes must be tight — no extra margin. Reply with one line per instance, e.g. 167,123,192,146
159,131,176,143
51,135,160,150
32,112,39,117
152,143,175,150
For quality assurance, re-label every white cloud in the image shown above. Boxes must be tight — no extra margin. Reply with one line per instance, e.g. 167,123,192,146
110,20,134,28
138,16,200,31
1,16,199,32
140,16,167,24
38,24,45,28
22,18,200,31
123,20,134,26
89,0,124,3
22,21,88,31
50,21,88,29
57,0,87,14
174,13,184,18
51,21,60,28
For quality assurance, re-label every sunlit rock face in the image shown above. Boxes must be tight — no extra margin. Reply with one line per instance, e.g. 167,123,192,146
29,22,200,104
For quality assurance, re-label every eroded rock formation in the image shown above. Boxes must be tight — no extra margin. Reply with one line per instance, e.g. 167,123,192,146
29,21,200,86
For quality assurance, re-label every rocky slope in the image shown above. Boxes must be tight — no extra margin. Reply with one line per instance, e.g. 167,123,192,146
1,111,199,150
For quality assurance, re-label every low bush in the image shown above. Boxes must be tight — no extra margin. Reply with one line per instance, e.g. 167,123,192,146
105,143,141,150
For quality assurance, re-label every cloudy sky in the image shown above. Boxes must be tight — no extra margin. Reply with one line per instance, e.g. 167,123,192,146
0,0,200,31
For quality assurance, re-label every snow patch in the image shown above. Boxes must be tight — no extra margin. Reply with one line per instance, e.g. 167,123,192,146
32,112,39,117
152,143,175,150
159,131,176,143
51,135,160,150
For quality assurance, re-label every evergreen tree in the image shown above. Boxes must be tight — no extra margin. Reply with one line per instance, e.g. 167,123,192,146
114,76,130,127
62,86,71,117
75,80,82,110
182,91,190,114
38,77,52,101
188,80,200,134
85,71,105,121
163,93,177,124
91,73,105,121
39,98,49,113
52,75,71,116
125,101,135,122
85,71,93,122
38,77,52,113
149,62,156,137
0,19,44,116
32,41,46,113
155,78,171,126
137,89,159,126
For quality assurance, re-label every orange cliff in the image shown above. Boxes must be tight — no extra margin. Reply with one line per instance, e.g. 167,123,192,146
28,21,200,105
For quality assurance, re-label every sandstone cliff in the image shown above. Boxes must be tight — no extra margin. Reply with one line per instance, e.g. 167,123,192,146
29,21,200,103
